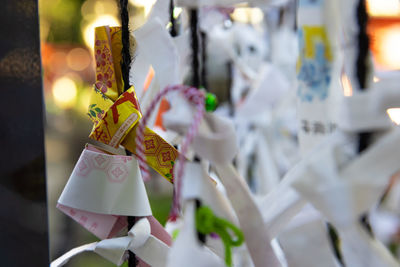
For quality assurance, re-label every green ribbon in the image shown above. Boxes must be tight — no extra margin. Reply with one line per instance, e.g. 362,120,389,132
195,205,244,266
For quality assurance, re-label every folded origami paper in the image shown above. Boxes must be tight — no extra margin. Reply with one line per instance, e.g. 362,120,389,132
88,26,178,183
57,144,152,239
55,144,172,265
51,218,170,267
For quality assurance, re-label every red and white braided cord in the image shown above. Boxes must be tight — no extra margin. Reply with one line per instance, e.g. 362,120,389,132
135,85,205,218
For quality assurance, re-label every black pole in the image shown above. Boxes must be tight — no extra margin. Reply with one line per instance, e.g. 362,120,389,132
0,1,50,266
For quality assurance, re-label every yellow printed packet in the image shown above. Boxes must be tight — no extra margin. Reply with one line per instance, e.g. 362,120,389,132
87,26,177,183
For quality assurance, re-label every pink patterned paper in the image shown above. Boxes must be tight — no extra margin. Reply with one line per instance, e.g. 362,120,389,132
57,145,152,239
57,203,127,239
57,145,174,266
79,144,133,183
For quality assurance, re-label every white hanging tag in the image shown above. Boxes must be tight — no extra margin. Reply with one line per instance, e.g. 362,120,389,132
193,114,283,267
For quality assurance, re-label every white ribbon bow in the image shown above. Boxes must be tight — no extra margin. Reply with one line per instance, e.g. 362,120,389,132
51,218,169,267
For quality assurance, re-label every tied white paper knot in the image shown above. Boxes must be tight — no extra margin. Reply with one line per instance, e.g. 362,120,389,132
291,129,400,267
126,218,151,250
163,104,283,267
51,218,169,267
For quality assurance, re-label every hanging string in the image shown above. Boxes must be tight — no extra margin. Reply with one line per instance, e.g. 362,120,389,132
200,31,208,90
120,0,132,92
118,1,136,266
134,85,205,219
169,0,177,37
356,0,369,91
356,0,371,153
354,0,375,239
190,9,200,88
188,8,209,244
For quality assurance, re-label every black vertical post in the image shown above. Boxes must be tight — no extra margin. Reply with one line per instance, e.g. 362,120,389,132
0,0,50,266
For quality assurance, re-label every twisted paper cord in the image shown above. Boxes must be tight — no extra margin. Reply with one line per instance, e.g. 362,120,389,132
119,0,132,92
118,0,137,265
135,85,205,218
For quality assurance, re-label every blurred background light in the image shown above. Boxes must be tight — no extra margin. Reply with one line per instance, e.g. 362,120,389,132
83,14,119,49
52,76,78,109
66,48,91,71
129,0,156,16
231,7,264,25
367,0,400,17
379,27,400,69
49,51,68,74
387,108,400,125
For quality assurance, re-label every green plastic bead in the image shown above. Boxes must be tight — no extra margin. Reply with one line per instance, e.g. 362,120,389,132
205,92,218,112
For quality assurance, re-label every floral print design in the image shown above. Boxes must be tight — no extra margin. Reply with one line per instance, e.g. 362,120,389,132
95,72,113,93
87,103,105,123
94,37,115,95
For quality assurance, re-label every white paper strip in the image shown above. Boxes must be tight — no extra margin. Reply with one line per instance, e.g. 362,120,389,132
181,161,237,223
338,86,400,132
292,129,400,266
278,206,341,267
193,114,282,267
51,218,170,267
